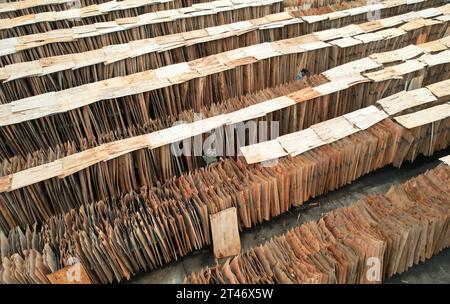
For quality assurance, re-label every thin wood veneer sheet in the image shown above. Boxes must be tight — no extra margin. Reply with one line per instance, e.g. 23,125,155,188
376,87,438,115
0,7,447,171
1,36,449,166
240,140,288,164
0,1,448,105
394,102,450,129
0,0,284,39
46,263,92,284
277,128,326,157
210,207,241,259
185,162,450,283
427,78,450,98
0,0,440,63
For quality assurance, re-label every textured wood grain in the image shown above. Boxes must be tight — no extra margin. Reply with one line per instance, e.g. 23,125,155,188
394,102,450,129
377,87,438,116
47,263,92,284
1,48,448,192
210,207,241,259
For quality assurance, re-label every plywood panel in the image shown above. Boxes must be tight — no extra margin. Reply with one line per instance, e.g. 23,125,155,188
210,207,241,259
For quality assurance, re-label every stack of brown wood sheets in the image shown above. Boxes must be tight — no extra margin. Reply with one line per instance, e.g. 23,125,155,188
1,84,449,282
0,0,212,19
184,159,450,283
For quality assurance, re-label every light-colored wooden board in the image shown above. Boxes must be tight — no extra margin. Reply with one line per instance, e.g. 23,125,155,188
240,140,287,164
1,35,449,191
427,79,450,98
440,154,450,166
330,36,362,48
0,0,176,30
344,105,388,130
419,50,450,67
376,87,437,115
418,40,448,53
278,128,326,157
210,207,241,259
315,74,369,94
311,116,360,144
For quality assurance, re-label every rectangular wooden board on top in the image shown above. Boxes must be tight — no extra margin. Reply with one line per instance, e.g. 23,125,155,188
440,154,450,166
210,207,241,259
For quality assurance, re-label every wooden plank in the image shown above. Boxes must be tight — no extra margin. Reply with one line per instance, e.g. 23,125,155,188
440,154,450,166
394,103,450,129
418,39,447,53
419,50,450,67
210,207,241,259
344,105,388,130
311,116,360,143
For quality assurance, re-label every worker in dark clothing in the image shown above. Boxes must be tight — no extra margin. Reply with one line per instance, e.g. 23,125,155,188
295,68,309,80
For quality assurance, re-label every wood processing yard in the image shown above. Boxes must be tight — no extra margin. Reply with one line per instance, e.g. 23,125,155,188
0,0,449,286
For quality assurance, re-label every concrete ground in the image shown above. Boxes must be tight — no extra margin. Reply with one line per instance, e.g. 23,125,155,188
129,149,450,284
